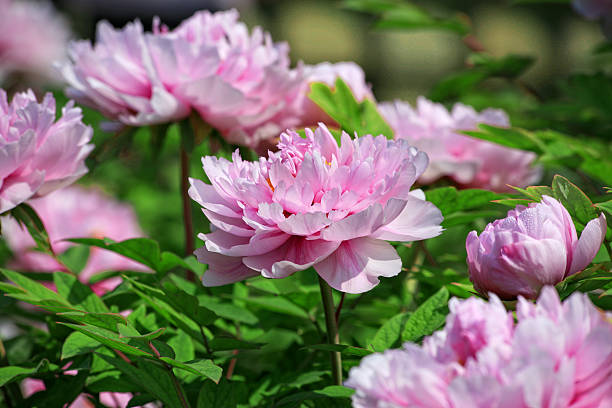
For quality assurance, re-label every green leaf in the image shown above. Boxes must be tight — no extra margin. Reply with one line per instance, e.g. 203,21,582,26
240,296,309,319
62,331,101,359
117,324,165,341
58,311,128,332
53,272,108,313
160,357,223,383
97,354,185,408
402,287,449,342
425,187,505,216
308,78,394,137
8,203,53,254
463,125,542,152
552,175,599,231
0,366,36,387
430,54,534,101
370,312,410,351
57,245,90,275
208,337,265,351
197,295,258,324
303,344,373,357
374,4,469,34
0,268,68,305
197,378,249,408
161,281,217,326
60,323,153,357
66,238,159,271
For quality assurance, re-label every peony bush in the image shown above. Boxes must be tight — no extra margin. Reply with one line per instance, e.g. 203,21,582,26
0,2,611,408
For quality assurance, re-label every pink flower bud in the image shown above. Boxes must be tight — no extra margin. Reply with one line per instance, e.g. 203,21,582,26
466,196,607,299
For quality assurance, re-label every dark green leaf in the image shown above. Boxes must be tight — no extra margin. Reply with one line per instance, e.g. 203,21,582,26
53,272,108,313
402,287,449,342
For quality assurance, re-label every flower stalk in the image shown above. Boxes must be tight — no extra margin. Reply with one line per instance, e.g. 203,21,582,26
318,276,343,386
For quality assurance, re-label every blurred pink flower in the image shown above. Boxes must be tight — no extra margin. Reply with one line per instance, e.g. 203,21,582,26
0,90,93,214
466,195,607,300
292,61,373,127
22,377,156,407
0,0,70,85
379,97,540,192
60,9,301,147
190,123,443,293
345,345,456,408
423,295,514,366
59,18,192,126
2,186,148,294
346,287,612,408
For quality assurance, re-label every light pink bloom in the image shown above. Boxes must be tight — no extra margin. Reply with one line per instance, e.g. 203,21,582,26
60,9,301,147
59,18,192,126
2,186,148,294
449,288,612,408
189,123,443,293
0,90,93,214
293,61,373,127
0,0,70,84
161,9,302,147
466,196,607,300
379,97,540,192
346,287,612,408
22,378,156,408
423,295,514,366
345,345,456,408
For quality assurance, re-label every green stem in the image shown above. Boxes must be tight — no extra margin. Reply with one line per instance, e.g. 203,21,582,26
605,240,612,261
149,341,191,408
318,276,342,386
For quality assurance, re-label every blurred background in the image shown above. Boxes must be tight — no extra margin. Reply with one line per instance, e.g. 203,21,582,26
3,0,611,257
48,0,610,101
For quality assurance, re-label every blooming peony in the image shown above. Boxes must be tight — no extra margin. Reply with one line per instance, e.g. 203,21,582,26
293,61,373,127
346,287,612,408
60,9,302,147
0,90,93,214
2,186,148,294
0,0,70,85
466,195,607,300
162,9,302,146
189,123,443,293
379,97,540,192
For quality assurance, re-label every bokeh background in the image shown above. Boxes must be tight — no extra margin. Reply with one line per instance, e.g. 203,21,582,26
48,0,610,101
4,0,610,258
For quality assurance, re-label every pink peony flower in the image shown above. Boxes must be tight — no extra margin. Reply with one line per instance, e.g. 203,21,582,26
162,9,303,147
379,97,540,192
22,377,156,408
0,0,70,85
292,61,373,127
0,89,93,214
345,345,457,408
346,287,612,408
189,123,443,293
58,18,193,127
423,295,514,366
2,186,148,294
466,195,607,300
60,9,302,147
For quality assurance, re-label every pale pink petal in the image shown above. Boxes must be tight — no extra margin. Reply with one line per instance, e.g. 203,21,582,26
568,213,607,276
243,237,339,279
195,247,258,286
372,196,444,241
314,237,402,293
